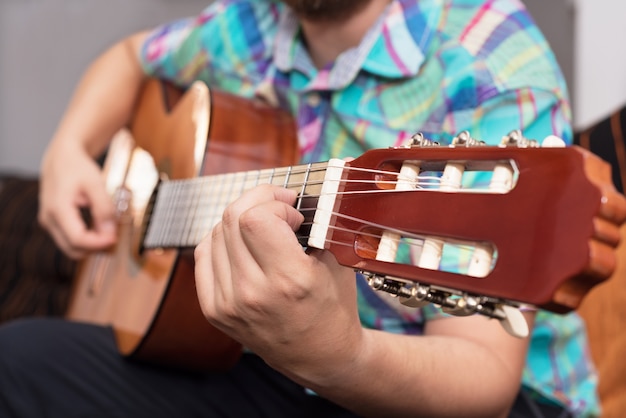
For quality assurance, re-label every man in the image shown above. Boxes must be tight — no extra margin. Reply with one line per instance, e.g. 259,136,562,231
0,0,598,416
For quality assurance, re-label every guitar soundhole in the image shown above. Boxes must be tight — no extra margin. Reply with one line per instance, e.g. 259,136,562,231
354,227,498,278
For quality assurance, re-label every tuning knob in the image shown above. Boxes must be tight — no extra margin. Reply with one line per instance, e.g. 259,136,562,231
497,304,529,338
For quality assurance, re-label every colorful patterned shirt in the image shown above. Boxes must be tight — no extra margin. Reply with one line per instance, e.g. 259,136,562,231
140,0,598,416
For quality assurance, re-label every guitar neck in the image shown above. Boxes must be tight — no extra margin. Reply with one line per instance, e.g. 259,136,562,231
143,162,331,249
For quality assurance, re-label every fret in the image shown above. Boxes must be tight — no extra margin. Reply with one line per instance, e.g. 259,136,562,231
286,166,293,189
267,167,276,185
269,167,289,188
218,173,232,217
295,164,312,211
192,176,214,245
205,173,228,241
300,162,330,198
182,179,202,247
242,170,262,195
159,181,175,245
254,171,262,187
178,181,192,246
171,181,185,246
145,181,169,247
167,181,182,246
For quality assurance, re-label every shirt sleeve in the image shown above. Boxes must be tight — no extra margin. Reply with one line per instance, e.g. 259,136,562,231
138,1,280,92
139,6,216,87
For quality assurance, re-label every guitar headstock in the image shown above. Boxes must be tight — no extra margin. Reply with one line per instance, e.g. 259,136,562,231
312,132,626,336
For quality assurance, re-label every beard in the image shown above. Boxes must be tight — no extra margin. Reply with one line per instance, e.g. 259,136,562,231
279,0,372,22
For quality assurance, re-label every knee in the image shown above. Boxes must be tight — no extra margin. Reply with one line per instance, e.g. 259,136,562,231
0,318,62,366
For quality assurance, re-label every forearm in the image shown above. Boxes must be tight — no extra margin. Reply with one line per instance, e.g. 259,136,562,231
37,31,151,256
47,31,149,159
285,318,530,418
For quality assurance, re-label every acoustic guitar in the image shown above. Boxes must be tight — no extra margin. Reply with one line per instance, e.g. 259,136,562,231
66,78,626,371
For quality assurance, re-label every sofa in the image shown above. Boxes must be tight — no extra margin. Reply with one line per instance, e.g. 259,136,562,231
0,175,75,322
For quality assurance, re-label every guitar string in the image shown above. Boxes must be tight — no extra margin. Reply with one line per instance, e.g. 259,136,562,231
146,164,507,239
154,164,509,230
145,165,497,266
297,208,488,257
159,165,504,197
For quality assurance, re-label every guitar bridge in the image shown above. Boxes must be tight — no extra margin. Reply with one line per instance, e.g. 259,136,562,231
363,273,531,338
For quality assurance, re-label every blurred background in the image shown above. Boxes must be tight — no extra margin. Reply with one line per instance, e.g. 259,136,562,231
0,0,624,175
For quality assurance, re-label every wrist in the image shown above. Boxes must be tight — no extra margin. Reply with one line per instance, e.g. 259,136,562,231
280,326,373,394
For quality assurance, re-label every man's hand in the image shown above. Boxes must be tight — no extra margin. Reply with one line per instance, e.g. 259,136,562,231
38,140,117,259
36,31,149,260
194,184,364,383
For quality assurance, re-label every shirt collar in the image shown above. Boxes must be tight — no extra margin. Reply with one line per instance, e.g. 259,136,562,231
273,0,441,90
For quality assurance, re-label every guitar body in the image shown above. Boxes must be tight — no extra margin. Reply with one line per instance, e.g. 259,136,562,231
66,79,299,370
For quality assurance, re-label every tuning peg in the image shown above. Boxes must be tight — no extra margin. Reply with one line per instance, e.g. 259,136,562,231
496,304,529,338
441,295,479,316
409,132,439,147
398,284,431,308
500,130,539,148
365,274,531,339
452,131,484,147
541,135,566,148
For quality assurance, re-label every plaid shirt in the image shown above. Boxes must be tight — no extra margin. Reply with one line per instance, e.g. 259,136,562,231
141,0,598,415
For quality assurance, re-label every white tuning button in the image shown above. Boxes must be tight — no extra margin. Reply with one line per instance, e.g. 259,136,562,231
541,135,566,148
498,304,529,338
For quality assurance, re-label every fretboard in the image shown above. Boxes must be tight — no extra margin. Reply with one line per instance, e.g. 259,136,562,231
142,162,331,249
